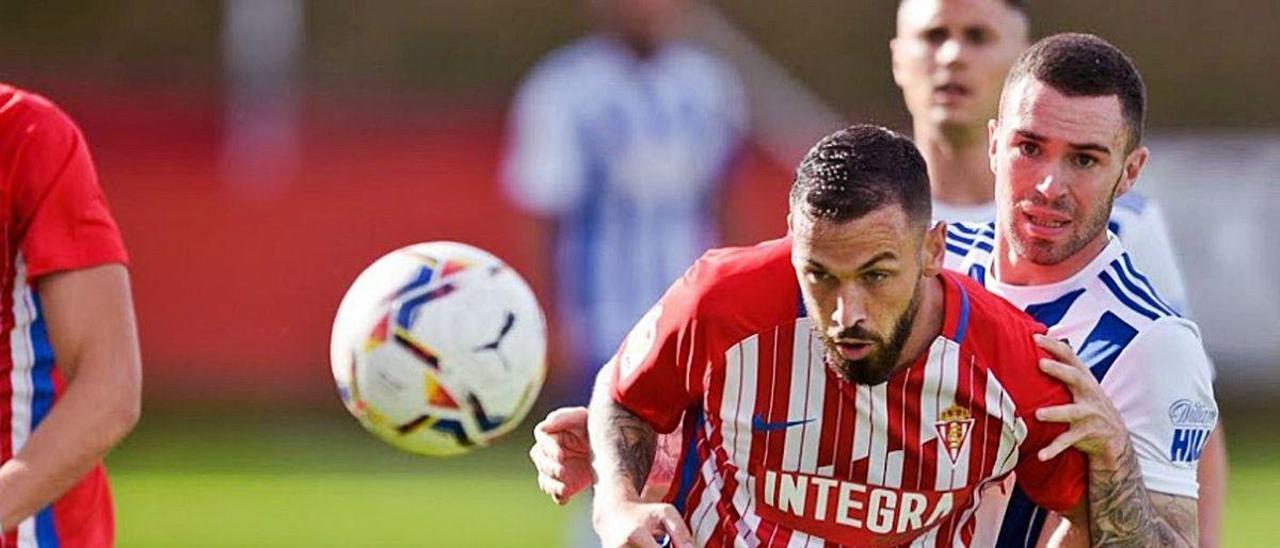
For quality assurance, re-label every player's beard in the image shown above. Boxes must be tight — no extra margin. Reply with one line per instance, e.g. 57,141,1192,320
817,281,922,386
1007,177,1117,266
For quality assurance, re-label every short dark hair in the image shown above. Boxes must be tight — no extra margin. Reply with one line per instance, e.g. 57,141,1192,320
790,124,931,227
898,0,1028,16
1002,0,1029,14
1001,32,1147,151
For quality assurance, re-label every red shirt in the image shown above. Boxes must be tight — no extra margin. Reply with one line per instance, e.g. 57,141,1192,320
612,238,1084,547
0,84,127,547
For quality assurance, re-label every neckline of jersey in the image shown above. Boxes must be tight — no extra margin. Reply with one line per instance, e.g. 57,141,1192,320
984,232,1124,302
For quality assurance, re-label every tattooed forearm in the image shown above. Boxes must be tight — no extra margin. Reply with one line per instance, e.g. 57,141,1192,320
1089,441,1198,547
587,364,658,501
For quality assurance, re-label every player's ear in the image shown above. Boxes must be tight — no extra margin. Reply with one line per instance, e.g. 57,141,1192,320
890,37,905,87
1114,145,1149,199
920,220,946,277
987,119,1000,174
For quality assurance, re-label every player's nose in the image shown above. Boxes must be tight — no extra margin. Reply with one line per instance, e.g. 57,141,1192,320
937,38,967,67
1034,172,1069,201
832,287,867,329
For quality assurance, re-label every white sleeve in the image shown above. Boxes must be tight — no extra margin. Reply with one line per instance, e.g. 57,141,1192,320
1100,318,1217,498
1115,201,1190,316
500,65,586,216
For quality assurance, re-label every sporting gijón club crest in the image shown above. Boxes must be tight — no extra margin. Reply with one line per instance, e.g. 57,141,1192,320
935,405,974,464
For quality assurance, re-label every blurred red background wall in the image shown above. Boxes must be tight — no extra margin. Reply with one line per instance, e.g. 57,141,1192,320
54,84,791,405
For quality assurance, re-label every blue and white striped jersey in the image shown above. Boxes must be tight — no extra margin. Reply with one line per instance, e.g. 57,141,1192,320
502,35,747,371
942,222,1217,547
932,192,1190,315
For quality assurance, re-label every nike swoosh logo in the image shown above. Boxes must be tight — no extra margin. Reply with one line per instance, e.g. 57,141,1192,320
752,414,814,432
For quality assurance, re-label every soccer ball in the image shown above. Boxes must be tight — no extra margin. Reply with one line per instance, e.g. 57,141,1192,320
330,242,547,456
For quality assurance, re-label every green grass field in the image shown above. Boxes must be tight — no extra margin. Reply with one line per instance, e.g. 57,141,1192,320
107,407,1279,547
108,407,576,547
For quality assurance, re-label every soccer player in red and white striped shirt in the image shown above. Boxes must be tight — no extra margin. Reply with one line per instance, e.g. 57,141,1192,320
585,125,1087,547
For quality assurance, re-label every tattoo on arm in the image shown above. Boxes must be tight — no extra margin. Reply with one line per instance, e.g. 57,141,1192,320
1151,492,1199,543
1089,441,1199,547
587,363,658,500
609,406,657,494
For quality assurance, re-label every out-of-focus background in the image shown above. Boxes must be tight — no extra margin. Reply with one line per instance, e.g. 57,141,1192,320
2,1,1277,546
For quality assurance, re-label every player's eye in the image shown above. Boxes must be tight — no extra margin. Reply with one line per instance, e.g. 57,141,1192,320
862,271,890,285
965,27,990,46
1016,141,1040,157
1072,154,1099,169
805,270,833,284
923,28,948,45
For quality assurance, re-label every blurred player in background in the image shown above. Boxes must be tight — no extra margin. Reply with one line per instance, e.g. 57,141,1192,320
501,0,747,402
0,84,142,546
889,1,1223,542
891,0,1024,225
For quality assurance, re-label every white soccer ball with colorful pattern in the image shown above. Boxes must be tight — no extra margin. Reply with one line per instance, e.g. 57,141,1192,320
330,242,547,456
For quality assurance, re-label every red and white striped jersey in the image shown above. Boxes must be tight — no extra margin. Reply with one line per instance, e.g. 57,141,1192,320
0,84,127,547
611,238,1085,547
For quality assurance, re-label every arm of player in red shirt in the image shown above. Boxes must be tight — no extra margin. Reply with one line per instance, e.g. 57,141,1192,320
529,266,711,508
0,96,141,532
0,265,141,531
589,271,711,548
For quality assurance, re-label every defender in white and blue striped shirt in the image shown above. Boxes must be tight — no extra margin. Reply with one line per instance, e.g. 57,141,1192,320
502,23,747,398
954,34,1213,545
